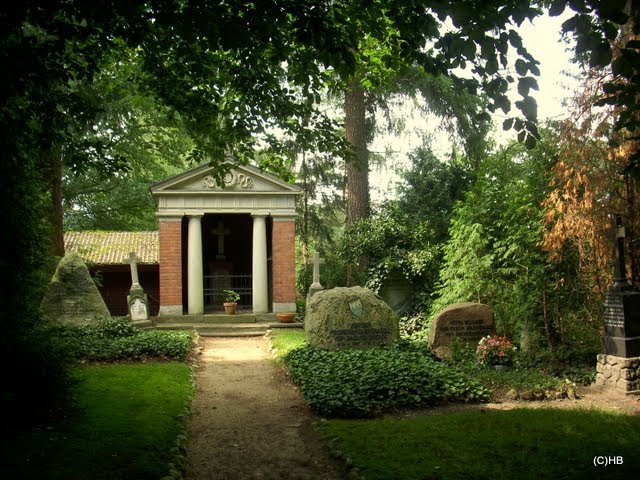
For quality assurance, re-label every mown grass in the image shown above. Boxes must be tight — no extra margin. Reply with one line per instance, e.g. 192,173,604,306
268,328,306,360
1,362,193,480
318,408,640,480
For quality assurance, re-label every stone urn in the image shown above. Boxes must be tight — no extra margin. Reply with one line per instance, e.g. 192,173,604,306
276,312,295,323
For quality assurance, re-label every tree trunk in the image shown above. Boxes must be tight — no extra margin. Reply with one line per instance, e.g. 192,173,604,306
41,148,65,257
344,78,369,285
344,78,369,225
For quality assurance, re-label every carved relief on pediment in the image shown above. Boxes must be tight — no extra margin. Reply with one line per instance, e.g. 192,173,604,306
202,171,255,190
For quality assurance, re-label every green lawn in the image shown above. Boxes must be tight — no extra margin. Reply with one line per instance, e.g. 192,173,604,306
1,362,193,480
268,328,306,360
317,408,640,480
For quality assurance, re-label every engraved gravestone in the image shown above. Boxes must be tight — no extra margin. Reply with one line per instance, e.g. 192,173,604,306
600,215,640,358
127,252,149,321
428,303,496,359
305,286,399,349
41,252,111,325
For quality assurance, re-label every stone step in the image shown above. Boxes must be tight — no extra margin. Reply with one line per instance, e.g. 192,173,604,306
156,322,268,333
153,313,272,325
153,320,303,337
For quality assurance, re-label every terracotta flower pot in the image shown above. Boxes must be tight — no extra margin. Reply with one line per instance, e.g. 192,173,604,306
276,312,295,323
223,302,237,315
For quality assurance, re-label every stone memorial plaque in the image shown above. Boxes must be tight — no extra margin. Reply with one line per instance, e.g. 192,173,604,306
129,297,149,321
305,286,399,350
428,302,495,358
603,293,625,330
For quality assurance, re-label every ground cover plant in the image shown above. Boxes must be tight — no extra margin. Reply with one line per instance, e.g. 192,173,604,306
1,362,193,480
444,337,593,399
317,408,640,480
284,341,490,418
49,317,193,362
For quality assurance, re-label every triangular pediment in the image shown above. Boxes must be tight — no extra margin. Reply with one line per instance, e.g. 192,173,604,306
151,162,301,194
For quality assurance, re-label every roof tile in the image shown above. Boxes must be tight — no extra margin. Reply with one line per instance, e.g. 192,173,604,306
64,231,159,265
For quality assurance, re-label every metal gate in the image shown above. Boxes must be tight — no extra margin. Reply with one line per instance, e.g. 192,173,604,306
203,274,253,312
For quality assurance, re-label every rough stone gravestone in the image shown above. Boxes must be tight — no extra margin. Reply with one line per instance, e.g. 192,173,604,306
41,252,110,325
127,252,149,322
595,215,640,394
305,286,399,349
428,302,495,359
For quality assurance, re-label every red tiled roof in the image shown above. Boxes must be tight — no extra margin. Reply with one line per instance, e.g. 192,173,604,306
64,231,159,265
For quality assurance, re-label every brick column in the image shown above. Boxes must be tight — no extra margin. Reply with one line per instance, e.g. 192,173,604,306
158,218,183,316
272,217,296,313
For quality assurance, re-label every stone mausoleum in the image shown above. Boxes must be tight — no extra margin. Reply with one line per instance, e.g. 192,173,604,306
65,161,300,317
151,161,300,316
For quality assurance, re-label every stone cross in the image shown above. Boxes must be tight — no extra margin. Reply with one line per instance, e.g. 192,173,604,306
212,221,231,260
307,251,325,289
613,214,631,289
129,251,141,288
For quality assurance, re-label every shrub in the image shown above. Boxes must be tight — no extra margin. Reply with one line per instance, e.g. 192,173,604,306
284,342,490,418
91,317,139,339
49,319,193,362
399,312,429,338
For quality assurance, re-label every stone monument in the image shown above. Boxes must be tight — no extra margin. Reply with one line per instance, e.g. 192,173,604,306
41,252,110,325
306,251,325,300
595,215,640,394
379,270,413,314
428,302,496,359
127,251,149,322
305,286,399,349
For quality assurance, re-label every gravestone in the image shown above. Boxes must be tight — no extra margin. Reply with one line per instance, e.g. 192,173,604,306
127,252,149,322
595,215,640,394
41,252,110,325
379,270,413,314
305,286,399,349
306,251,325,300
428,302,495,359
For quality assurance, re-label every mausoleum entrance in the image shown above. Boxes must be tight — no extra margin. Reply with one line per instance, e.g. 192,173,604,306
198,214,272,312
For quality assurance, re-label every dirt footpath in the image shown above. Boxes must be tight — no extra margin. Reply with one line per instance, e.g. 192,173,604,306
185,337,345,480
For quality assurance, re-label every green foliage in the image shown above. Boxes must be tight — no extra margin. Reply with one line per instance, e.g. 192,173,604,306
429,136,561,344
399,312,430,339
336,144,475,312
337,202,443,306
284,343,490,418
1,323,77,431
443,338,586,396
223,290,240,303
51,318,193,362
551,0,640,175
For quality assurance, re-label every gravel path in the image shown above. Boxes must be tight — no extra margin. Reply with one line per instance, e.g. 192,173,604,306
185,337,345,480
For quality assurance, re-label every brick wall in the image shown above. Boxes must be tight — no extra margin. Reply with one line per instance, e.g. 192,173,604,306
159,220,182,307
272,220,296,305
95,266,159,316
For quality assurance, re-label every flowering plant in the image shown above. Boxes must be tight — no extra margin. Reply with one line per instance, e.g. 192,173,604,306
476,335,517,366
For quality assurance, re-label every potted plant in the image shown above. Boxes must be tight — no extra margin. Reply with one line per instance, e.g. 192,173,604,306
223,290,240,315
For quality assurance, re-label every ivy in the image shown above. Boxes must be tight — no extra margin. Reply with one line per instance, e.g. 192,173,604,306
284,343,490,418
